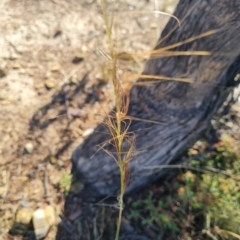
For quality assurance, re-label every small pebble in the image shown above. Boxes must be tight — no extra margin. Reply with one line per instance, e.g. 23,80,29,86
72,56,84,64
45,79,57,89
12,63,21,69
82,128,94,137
24,142,34,154
49,156,57,165
27,172,34,179
33,209,50,240
50,63,61,72
15,207,34,225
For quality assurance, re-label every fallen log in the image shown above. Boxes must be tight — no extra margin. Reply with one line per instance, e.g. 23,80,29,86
72,0,240,201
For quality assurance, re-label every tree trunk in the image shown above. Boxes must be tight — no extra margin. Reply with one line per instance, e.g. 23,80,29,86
72,0,240,201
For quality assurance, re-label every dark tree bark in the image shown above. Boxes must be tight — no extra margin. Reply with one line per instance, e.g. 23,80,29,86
72,0,240,201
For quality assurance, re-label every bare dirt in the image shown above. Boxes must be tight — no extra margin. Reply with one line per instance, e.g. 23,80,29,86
0,0,180,239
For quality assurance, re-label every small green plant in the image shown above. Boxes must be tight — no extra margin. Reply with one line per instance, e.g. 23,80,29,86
194,138,240,239
59,171,73,195
130,191,181,239
179,137,240,239
128,137,240,239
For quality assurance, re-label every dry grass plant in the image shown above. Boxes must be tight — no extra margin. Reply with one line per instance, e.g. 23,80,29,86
99,1,216,239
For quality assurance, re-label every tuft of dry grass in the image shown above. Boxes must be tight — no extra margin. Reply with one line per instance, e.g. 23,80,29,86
98,1,219,239
100,1,136,238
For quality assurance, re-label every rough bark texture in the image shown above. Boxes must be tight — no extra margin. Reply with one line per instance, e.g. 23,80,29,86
72,0,240,201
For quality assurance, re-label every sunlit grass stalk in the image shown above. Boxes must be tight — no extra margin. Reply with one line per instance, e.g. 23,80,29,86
99,2,218,240
100,1,133,239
